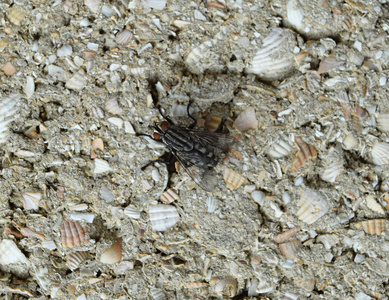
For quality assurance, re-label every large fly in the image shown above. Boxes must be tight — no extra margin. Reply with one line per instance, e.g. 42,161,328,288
137,102,234,191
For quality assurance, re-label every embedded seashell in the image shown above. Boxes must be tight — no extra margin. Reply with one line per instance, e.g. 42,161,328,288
69,213,95,223
354,219,385,235
147,0,167,10
60,220,89,248
316,234,339,250
274,226,301,243
1,61,17,76
317,56,345,74
206,196,216,213
91,106,105,119
291,137,317,172
7,9,26,25
115,29,133,45
115,261,134,274
100,239,122,264
214,277,238,297
124,205,141,219
67,252,89,270
105,95,122,115
233,107,258,132
294,278,315,292
0,239,29,266
267,134,294,159
297,189,329,224
41,240,57,251
84,0,101,13
286,0,304,32
23,76,35,99
149,204,180,231
343,133,358,150
207,115,222,131
223,168,247,190
278,239,302,259
371,142,389,165
160,189,179,204
20,227,45,240
22,192,42,210
92,138,104,151
366,195,385,214
150,288,165,300
246,28,296,81
94,158,112,174
65,70,87,90
320,159,344,183
376,112,389,133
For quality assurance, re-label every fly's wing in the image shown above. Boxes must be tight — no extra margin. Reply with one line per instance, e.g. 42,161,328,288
187,129,235,153
173,150,216,192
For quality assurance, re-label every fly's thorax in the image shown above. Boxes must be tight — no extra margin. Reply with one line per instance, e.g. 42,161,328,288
162,127,194,152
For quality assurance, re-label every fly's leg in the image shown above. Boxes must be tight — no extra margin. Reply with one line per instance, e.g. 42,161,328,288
157,106,175,125
141,152,173,170
187,101,197,129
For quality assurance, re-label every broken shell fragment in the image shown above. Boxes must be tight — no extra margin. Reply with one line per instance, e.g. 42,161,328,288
297,190,329,224
105,95,122,115
233,107,258,132
320,159,344,183
278,239,302,259
149,204,180,231
65,70,87,90
1,61,17,76
274,226,301,243
22,192,42,210
371,142,389,165
100,239,122,264
124,205,141,219
0,239,29,266
354,219,385,235
291,137,317,172
94,158,112,174
67,252,89,270
267,134,294,159
376,111,389,133
366,195,385,214
223,168,247,190
160,188,179,204
115,29,133,45
60,220,89,248
214,277,238,297
7,9,26,25
317,56,345,74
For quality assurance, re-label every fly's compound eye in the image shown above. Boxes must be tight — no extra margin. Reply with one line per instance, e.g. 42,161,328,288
160,121,169,131
153,132,161,140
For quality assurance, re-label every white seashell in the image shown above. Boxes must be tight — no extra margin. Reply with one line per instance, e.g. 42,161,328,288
376,112,389,133
108,117,123,128
147,0,167,10
115,261,134,274
0,93,20,144
68,203,88,211
160,188,179,204
129,67,148,76
246,28,296,80
0,239,30,265
278,239,302,259
371,142,389,165
320,159,344,183
101,5,114,17
116,29,133,45
124,205,141,219
101,185,114,202
41,240,57,251
105,95,122,115
366,196,385,214
284,292,301,300
65,70,87,90
252,190,265,206
94,158,112,174
100,239,122,264
316,234,339,250
214,277,238,297
149,204,180,231
297,189,329,224
91,106,105,119
23,76,35,99
233,107,258,132
84,0,101,13
67,252,89,270
206,196,216,213
69,213,95,223
318,56,345,74
286,0,304,31
14,150,35,157
22,192,42,210
343,133,358,150
150,288,165,300
267,134,294,159
57,44,72,57
124,121,135,134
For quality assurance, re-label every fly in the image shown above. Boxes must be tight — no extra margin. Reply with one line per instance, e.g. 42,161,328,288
137,102,234,191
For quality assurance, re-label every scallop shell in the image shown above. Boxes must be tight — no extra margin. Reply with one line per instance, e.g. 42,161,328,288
1,61,17,76
214,277,238,297
291,137,317,172
274,226,301,243
67,252,89,270
0,239,30,265
371,142,389,165
246,28,296,81
124,205,141,219
115,29,133,45
233,107,258,132
60,220,89,248
149,204,180,231
100,239,122,264
278,239,302,259
267,134,294,159
0,93,19,144
65,70,87,91
105,95,122,115
297,189,329,224
376,111,389,132
366,196,385,214
160,188,179,204
223,168,248,190
41,240,57,251
7,9,26,25
94,158,112,174
91,106,105,119
21,192,42,210
354,219,385,235
320,159,344,183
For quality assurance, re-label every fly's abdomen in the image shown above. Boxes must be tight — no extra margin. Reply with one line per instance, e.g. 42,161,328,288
163,128,194,151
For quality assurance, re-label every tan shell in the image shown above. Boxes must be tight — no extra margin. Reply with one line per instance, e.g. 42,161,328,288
297,189,329,224
100,239,122,264
233,107,258,132
115,29,133,45
60,220,89,248
294,277,315,291
291,137,317,171
274,226,301,243
67,252,89,270
214,277,238,297
366,195,385,214
1,62,17,76
207,115,222,131
354,219,385,235
223,168,247,190
278,239,302,259
320,159,344,183
7,9,26,26
160,188,179,204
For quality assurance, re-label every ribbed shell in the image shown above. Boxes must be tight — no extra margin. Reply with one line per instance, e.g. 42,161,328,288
223,168,248,190
0,93,20,144
297,190,329,224
376,111,389,132
67,252,89,270
371,142,389,165
291,137,317,172
354,219,386,235
320,159,344,183
160,189,179,204
267,134,294,159
0,239,30,265
115,29,133,45
149,205,180,231
60,220,89,248
278,239,302,259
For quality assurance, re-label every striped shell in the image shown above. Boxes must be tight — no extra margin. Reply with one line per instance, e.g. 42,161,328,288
376,111,389,132
67,252,89,270
354,219,385,235
297,190,329,224
160,189,179,204
371,142,389,165
291,137,317,172
115,29,133,45
267,134,294,159
278,239,302,259
223,168,247,190
60,220,89,248
149,205,180,231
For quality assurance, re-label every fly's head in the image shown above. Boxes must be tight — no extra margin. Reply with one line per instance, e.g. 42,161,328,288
152,120,170,142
